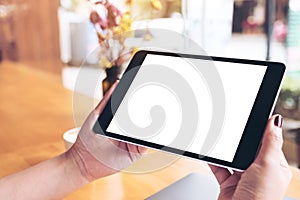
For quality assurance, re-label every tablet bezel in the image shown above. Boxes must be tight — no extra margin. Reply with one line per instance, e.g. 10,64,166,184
93,50,286,171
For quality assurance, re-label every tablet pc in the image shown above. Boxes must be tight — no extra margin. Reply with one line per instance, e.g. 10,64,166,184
93,50,285,171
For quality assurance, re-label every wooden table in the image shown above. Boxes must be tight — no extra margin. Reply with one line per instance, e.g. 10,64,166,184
0,61,299,199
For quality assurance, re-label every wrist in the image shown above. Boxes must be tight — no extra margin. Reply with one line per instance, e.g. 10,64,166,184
62,148,90,188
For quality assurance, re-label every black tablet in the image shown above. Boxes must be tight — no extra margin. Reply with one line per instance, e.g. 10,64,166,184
93,50,285,171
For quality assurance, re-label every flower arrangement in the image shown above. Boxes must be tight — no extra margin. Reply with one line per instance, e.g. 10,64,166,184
89,0,136,69
88,0,163,94
89,0,163,69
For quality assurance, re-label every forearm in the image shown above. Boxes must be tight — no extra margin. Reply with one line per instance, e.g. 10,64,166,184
0,151,89,200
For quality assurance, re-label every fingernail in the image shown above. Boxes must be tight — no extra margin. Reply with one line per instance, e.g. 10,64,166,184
274,115,283,128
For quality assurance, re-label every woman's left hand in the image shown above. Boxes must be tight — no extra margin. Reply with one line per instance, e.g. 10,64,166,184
68,82,147,182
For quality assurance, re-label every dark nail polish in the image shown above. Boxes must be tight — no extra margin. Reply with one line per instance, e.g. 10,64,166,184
274,115,283,128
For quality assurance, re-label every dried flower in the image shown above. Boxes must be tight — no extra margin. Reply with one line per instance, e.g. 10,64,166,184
90,10,107,29
105,2,122,28
126,0,134,6
150,0,162,10
131,46,139,55
100,56,112,68
90,10,100,24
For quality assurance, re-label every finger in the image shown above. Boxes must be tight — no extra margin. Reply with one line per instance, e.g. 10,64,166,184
137,146,148,154
126,143,147,154
232,170,243,180
255,115,283,164
129,144,147,154
209,164,231,185
95,81,119,114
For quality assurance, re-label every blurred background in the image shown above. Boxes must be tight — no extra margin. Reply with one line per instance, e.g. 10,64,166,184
1,0,300,169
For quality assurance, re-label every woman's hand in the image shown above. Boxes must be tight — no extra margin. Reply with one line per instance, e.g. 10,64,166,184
210,115,292,200
0,82,147,200
68,82,147,182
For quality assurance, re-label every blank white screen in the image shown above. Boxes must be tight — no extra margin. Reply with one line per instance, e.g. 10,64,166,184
107,54,267,162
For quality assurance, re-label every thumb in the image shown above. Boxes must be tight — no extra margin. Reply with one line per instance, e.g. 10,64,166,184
255,115,283,164
94,81,119,114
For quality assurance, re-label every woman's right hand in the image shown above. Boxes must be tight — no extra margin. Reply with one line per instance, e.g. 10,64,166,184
210,115,292,200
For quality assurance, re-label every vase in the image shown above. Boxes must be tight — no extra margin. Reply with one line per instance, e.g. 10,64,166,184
102,65,122,96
